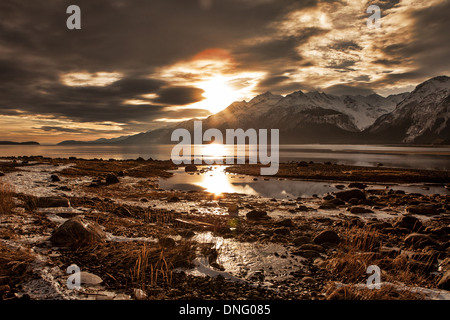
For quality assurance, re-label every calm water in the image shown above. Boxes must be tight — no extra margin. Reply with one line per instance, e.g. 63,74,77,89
158,166,450,199
0,144,449,170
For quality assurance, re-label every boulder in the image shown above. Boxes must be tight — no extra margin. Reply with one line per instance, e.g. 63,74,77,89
407,205,439,216
275,219,294,228
37,197,70,208
292,249,322,259
50,174,60,182
272,227,290,236
105,173,120,184
335,189,366,202
313,230,341,245
349,207,374,214
393,215,423,232
246,210,270,221
50,217,106,248
184,164,198,172
293,236,311,246
227,204,239,216
348,182,367,189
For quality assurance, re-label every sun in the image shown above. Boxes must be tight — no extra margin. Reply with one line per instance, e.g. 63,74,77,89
198,76,240,114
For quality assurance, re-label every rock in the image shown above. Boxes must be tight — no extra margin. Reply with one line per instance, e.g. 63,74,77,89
349,207,374,214
393,215,423,232
404,233,438,249
407,205,439,216
293,236,311,246
0,171,4,177
328,198,345,206
348,182,367,189
292,249,322,259
275,219,294,228
323,194,334,201
319,203,337,210
298,243,325,253
77,272,103,286
296,205,310,212
185,164,198,172
437,271,450,290
50,174,60,182
118,171,125,177
50,217,106,248
246,210,270,220
133,288,147,300
335,189,366,202
302,276,316,284
367,221,392,230
105,173,120,184
177,228,195,238
273,227,290,236
228,205,239,216
167,196,180,203
313,230,340,245
37,197,70,208
297,161,309,167
159,237,176,248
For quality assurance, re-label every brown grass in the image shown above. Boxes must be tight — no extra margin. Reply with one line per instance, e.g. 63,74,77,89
0,182,15,215
0,242,35,282
324,226,432,299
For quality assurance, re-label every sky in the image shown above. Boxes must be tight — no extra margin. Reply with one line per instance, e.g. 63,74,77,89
0,0,449,144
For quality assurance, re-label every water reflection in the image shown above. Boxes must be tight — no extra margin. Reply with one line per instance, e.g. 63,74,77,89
159,166,450,199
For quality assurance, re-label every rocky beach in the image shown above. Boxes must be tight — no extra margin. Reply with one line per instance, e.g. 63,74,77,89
1,156,450,300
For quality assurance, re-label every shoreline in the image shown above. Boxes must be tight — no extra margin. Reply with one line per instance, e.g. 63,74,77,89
0,156,449,300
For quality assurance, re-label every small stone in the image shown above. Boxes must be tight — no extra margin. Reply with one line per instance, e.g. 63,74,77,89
50,174,60,182
105,173,120,184
185,164,198,172
133,288,147,300
313,230,340,245
246,210,270,220
348,182,367,189
335,189,366,202
37,197,70,208
293,236,311,246
302,276,317,284
349,207,374,214
407,205,439,216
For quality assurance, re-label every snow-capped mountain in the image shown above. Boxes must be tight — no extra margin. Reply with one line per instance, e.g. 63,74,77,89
58,76,449,145
365,76,450,144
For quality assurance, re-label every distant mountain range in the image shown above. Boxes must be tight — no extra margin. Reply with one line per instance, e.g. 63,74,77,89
0,141,40,145
58,76,450,146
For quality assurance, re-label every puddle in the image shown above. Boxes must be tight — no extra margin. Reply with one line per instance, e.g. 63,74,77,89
184,232,306,287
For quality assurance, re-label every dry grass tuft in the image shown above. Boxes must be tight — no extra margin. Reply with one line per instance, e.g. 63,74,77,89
0,182,15,215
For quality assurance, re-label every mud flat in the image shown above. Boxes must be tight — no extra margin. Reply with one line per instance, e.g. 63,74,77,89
0,156,449,300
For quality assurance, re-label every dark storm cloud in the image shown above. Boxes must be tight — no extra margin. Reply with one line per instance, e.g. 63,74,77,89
0,0,320,136
373,0,450,86
154,87,205,106
330,40,362,52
